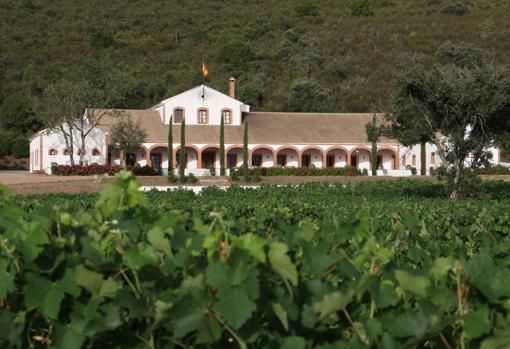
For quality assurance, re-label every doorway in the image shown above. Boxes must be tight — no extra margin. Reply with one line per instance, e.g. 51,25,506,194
202,151,216,169
302,154,311,167
227,154,237,168
327,155,335,168
150,153,162,169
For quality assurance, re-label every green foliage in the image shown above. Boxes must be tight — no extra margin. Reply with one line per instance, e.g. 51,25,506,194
436,41,487,68
4,176,510,347
350,0,374,17
295,0,320,17
441,2,470,16
219,114,225,176
231,165,362,176
179,117,186,182
168,115,173,175
288,79,331,112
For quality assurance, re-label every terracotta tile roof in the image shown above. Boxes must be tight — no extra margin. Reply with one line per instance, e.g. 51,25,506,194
89,109,396,145
245,112,395,144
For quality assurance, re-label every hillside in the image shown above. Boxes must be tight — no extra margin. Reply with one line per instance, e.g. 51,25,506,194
1,0,510,156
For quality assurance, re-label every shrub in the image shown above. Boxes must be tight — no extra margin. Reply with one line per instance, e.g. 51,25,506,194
187,173,198,183
349,0,374,17
295,0,319,17
51,164,161,176
230,166,362,177
411,167,417,175
441,2,469,16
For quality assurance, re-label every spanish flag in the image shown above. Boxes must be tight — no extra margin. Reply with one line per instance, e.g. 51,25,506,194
202,62,209,78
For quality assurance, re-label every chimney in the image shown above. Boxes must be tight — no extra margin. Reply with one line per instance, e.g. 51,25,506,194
229,77,235,99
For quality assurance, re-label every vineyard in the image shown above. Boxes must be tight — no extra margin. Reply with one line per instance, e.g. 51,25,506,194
2,173,510,348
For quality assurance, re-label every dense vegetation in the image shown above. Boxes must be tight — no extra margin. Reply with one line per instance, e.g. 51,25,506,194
2,174,510,348
1,0,510,157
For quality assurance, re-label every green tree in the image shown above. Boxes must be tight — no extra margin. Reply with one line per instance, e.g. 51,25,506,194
365,113,379,176
288,80,331,112
168,115,174,177
179,118,186,182
386,63,510,198
109,112,147,169
350,0,374,17
243,119,249,181
219,114,225,176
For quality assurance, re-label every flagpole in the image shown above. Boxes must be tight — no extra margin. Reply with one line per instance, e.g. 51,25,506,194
202,60,205,101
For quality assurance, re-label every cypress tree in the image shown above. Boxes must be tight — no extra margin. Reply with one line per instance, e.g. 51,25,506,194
242,119,249,181
168,115,173,177
420,141,426,175
219,114,225,176
366,113,379,176
179,118,186,182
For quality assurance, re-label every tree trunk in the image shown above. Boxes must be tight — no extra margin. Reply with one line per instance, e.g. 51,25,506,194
420,141,426,175
371,141,377,176
450,161,462,200
120,150,126,169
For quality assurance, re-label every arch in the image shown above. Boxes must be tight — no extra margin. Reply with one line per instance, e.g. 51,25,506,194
174,145,201,169
200,144,220,169
325,145,350,154
48,148,58,156
275,145,300,167
325,146,349,168
350,146,371,169
376,146,398,170
173,107,185,123
226,144,244,152
221,108,233,124
250,145,275,168
300,146,326,168
226,145,244,168
197,107,209,124
148,143,168,152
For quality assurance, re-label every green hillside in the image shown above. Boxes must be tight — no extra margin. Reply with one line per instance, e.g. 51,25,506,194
1,0,510,156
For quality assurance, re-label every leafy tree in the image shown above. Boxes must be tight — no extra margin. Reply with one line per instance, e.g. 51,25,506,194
179,118,186,182
35,80,86,165
350,0,374,17
243,119,249,181
219,114,225,176
288,80,331,112
109,112,147,169
441,2,469,16
386,63,510,198
168,115,174,177
420,142,426,175
365,113,379,176
295,0,319,17
215,41,253,71
436,42,487,68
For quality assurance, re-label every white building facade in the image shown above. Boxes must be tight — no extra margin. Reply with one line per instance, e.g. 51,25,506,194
29,78,505,175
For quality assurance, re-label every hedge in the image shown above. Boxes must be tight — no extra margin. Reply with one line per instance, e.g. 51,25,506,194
230,165,362,177
51,164,162,176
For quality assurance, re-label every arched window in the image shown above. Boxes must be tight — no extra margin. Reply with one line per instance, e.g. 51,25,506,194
221,109,232,124
197,108,208,124
48,148,57,156
92,148,101,156
63,149,70,156
173,108,184,123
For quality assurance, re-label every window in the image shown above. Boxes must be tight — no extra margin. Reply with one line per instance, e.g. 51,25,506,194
431,152,436,165
174,108,184,123
221,109,232,124
198,108,208,124
48,149,57,156
63,149,70,156
92,148,101,156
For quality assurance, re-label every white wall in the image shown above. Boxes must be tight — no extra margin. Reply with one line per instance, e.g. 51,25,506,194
154,85,249,126
30,125,107,173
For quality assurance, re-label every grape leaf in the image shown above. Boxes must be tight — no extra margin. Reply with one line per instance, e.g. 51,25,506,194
268,242,298,286
213,286,256,329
